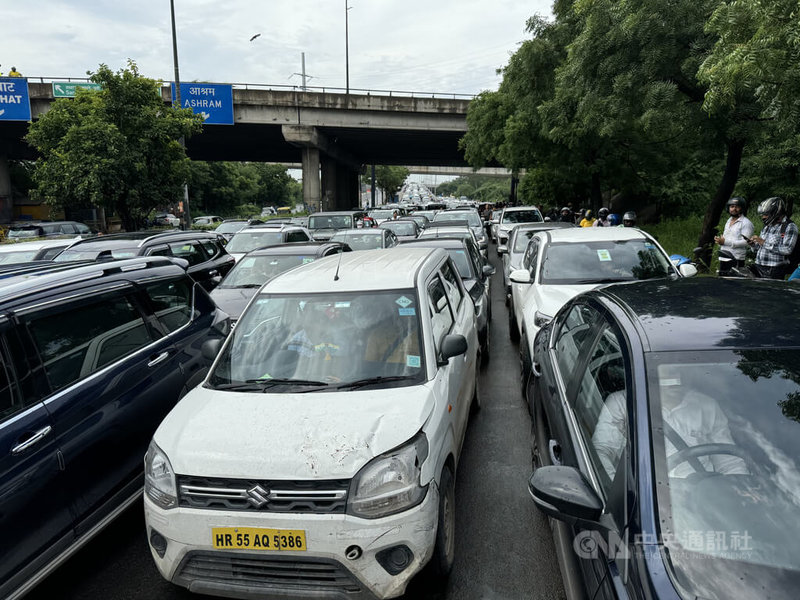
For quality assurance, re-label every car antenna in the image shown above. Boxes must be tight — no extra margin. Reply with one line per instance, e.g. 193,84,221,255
333,248,344,281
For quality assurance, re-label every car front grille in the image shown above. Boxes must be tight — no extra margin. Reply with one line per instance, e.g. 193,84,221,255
177,475,349,513
174,552,364,596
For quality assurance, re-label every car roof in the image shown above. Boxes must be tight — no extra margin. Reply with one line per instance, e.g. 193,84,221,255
263,247,445,293
64,230,218,249
402,237,468,249
543,226,648,243
332,229,385,236
244,242,347,256
0,257,185,304
0,238,78,252
503,206,541,212
594,278,800,352
240,224,301,232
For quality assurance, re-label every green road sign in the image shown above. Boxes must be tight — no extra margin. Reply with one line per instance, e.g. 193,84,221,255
52,82,102,98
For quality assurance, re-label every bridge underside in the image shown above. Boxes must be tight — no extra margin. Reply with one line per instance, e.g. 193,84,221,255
184,123,467,167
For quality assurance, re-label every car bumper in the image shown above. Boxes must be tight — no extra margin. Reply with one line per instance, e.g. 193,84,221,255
144,486,439,600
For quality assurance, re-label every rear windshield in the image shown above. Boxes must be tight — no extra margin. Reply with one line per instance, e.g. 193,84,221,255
309,215,354,230
226,231,284,253
502,210,543,224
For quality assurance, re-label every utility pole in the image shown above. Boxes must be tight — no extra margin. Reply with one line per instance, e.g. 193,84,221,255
345,1,351,95
301,52,307,90
169,0,191,229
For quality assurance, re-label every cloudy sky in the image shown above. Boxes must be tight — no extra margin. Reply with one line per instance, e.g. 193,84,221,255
3,0,553,96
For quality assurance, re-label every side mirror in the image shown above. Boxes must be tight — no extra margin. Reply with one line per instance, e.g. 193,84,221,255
482,264,496,277
491,219,500,224
679,263,698,278
528,466,603,525
438,334,468,366
509,269,532,284
201,338,223,362
497,245,508,255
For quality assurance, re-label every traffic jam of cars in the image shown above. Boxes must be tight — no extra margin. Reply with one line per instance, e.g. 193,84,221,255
2,193,799,600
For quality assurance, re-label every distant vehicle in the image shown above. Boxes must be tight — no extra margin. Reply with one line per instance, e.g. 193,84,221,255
225,225,313,262
0,238,83,264
193,216,224,226
307,210,369,241
7,221,93,240
276,207,292,216
261,206,278,216
495,206,544,251
214,219,249,241
330,228,399,250
152,213,181,227
379,219,421,242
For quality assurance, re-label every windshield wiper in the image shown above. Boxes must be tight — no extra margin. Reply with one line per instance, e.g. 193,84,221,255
331,375,415,390
572,277,632,284
210,378,329,391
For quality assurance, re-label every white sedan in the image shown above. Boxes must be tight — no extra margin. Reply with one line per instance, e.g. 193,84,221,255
508,227,696,385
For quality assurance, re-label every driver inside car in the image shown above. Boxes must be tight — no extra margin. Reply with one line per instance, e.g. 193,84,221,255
593,365,747,480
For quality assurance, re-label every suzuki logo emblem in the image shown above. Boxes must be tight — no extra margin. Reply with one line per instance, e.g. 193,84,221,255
247,485,270,508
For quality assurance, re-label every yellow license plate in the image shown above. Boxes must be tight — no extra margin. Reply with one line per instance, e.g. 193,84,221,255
212,527,307,551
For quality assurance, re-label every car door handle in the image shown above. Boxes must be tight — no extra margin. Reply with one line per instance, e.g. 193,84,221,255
147,352,170,368
208,269,219,277
12,426,52,455
531,361,542,378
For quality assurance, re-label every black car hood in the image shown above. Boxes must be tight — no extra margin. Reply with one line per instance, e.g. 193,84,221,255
209,287,258,320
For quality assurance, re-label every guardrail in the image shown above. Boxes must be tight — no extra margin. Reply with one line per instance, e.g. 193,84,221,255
23,77,476,101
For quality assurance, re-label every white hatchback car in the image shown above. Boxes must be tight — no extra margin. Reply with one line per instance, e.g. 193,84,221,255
144,247,479,599
508,227,696,386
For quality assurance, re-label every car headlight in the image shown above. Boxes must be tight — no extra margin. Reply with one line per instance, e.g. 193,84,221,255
534,311,553,328
145,441,178,509
348,433,429,519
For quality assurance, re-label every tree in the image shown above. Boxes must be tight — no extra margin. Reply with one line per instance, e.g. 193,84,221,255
375,166,409,202
25,61,203,231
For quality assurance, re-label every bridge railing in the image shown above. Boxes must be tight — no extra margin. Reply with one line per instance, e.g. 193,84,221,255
24,77,476,101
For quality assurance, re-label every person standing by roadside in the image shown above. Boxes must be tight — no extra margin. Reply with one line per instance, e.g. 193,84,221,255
714,197,754,269
7,66,22,77
748,197,798,279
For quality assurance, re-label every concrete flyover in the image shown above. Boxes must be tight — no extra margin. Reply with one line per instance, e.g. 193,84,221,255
0,82,475,215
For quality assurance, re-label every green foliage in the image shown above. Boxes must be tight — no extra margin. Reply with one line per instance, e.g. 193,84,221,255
188,162,299,215
25,61,203,231
375,166,410,200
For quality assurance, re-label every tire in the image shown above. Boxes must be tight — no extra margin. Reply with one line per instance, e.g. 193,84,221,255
470,372,481,414
428,467,456,579
519,332,531,393
508,302,520,342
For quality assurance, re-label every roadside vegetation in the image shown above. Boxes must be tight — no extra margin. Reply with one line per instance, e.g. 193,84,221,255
460,0,800,271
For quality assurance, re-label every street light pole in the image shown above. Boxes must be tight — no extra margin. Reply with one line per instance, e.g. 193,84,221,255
345,0,351,95
169,0,191,228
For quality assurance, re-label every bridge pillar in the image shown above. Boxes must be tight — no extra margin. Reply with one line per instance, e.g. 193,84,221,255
301,147,321,213
0,157,12,225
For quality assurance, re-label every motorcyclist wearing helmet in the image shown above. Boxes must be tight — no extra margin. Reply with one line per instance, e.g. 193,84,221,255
748,196,798,279
559,206,573,223
714,197,754,269
579,209,595,228
620,211,637,227
592,207,612,227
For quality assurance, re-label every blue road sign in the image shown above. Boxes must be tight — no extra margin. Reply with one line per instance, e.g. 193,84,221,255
0,78,31,121
170,82,233,125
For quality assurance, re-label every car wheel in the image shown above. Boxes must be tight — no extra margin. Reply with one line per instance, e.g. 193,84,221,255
508,303,520,342
428,467,456,579
519,332,531,392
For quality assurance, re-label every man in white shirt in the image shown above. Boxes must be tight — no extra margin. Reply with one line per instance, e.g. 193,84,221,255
714,197,754,268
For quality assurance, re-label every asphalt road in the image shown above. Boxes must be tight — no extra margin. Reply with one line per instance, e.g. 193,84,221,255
26,250,566,600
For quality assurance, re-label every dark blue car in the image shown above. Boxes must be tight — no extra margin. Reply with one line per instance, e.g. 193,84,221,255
0,257,229,599
528,278,800,600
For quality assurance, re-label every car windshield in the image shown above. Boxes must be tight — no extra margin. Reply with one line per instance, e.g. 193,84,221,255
381,222,417,236
216,222,246,234
8,227,42,239
226,231,284,253
414,211,437,221
644,350,800,600
54,247,139,261
435,212,482,227
513,230,538,253
330,232,384,250
309,215,353,230
208,291,425,391
502,210,542,224
539,239,672,284
220,254,316,287
369,210,395,220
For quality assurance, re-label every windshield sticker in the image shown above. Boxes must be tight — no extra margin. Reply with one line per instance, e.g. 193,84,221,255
335,301,351,308
406,355,421,368
644,243,655,249
597,249,612,261
241,257,256,268
302,257,315,264
399,307,416,316
395,296,413,308
256,298,271,305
